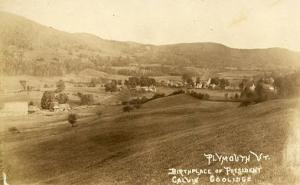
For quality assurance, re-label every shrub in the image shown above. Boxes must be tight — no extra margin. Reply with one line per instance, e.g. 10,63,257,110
134,104,141,109
79,94,94,105
239,101,252,107
129,98,139,105
56,93,69,104
203,93,210,100
169,89,185,96
77,92,83,97
96,110,102,116
105,82,117,92
123,105,133,112
122,101,128,105
68,113,77,127
41,91,56,109
140,96,149,103
128,96,150,105
19,80,27,91
8,127,20,133
88,78,97,87
188,91,210,100
224,93,229,99
152,93,165,99
28,101,34,106
234,93,240,100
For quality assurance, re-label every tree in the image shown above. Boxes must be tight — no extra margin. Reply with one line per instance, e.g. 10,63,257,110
152,93,165,99
182,73,193,84
210,77,220,86
235,93,239,99
140,76,156,87
68,113,77,127
79,94,94,105
56,80,65,92
224,93,228,99
123,105,133,112
41,91,56,109
105,82,117,92
219,79,230,89
127,77,140,88
273,72,300,98
56,93,69,104
117,80,122,85
186,78,194,86
255,79,265,101
89,78,100,87
19,80,27,91
196,77,201,84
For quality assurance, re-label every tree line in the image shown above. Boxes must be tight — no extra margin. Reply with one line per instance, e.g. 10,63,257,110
240,71,300,104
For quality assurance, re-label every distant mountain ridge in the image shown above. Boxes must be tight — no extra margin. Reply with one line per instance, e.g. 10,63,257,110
0,11,299,76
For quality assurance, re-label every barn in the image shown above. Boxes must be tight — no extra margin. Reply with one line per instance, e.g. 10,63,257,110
0,102,28,117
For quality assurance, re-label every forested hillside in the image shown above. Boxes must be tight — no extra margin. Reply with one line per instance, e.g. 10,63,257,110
1,11,300,76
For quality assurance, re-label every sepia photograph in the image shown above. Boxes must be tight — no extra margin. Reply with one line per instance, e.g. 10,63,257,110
0,0,300,184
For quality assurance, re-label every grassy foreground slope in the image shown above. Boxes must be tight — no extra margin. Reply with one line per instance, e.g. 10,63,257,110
1,95,298,185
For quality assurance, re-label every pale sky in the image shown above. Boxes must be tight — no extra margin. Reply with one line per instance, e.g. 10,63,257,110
1,0,300,51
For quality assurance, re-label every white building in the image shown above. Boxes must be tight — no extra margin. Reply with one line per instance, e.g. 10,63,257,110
0,102,28,117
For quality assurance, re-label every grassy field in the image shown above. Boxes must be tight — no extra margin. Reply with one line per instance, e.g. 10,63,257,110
0,94,298,185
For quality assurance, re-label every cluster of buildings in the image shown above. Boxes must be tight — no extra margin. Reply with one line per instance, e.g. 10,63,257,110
50,102,71,112
0,101,41,117
134,85,157,92
157,78,239,90
158,80,185,88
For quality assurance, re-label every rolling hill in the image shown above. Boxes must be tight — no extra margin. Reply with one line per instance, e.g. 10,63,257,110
145,43,300,69
1,11,300,76
0,94,298,184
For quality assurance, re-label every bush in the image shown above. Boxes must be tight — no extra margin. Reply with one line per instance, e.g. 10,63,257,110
19,80,27,91
41,91,56,109
235,93,240,100
68,113,77,127
77,92,83,97
203,93,210,100
128,98,139,105
140,96,149,103
28,101,34,106
133,104,141,109
56,80,65,93
56,93,69,104
88,78,98,87
8,126,20,133
152,93,165,99
123,105,133,112
128,96,150,105
96,110,102,116
239,101,252,107
79,94,94,105
105,82,117,92
122,101,128,105
188,91,210,100
169,89,185,96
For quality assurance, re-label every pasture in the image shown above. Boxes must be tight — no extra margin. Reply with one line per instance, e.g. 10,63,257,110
0,94,298,185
